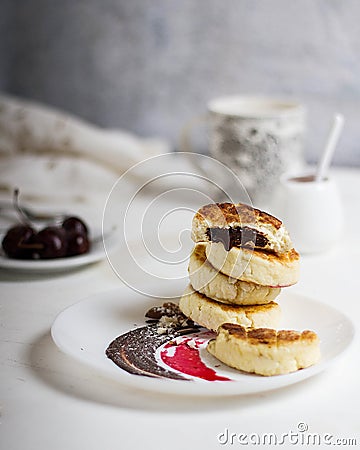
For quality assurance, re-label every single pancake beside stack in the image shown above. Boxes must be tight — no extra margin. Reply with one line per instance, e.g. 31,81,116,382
179,202,320,376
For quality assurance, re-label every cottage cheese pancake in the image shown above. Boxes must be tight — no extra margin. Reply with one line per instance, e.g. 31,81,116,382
189,243,281,305
207,323,320,376
179,285,281,332
205,242,300,287
192,202,292,254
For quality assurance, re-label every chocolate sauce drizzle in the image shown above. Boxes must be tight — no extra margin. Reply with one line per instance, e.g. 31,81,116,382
207,226,268,251
105,303,199,380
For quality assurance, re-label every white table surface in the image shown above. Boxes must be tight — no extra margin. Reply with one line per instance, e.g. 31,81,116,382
1,167,360,450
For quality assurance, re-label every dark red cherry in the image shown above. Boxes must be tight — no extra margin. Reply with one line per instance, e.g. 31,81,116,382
33,226,67,259
62,217,88,237
66,232,90,256
2,225,36,259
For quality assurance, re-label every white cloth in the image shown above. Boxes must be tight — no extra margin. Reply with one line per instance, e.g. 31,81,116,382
0,94,170,224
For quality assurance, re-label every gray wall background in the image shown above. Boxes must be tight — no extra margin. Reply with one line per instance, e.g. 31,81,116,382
1,0,359,166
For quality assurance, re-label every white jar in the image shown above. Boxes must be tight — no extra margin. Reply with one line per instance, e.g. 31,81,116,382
273,174,344,254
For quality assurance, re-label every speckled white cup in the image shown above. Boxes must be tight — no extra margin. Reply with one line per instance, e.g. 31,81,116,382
207,96,306,205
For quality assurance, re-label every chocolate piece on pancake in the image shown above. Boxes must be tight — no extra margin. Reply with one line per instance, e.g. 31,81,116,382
192,202,292,255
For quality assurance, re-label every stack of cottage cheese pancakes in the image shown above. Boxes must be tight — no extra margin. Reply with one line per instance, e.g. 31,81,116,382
179,203,320,376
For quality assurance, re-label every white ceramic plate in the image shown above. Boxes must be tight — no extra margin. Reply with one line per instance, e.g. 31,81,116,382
0,229,118,273
51,281,355,396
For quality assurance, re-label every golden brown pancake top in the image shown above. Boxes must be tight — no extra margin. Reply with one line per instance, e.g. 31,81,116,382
219,323,318,345
195,203,283,230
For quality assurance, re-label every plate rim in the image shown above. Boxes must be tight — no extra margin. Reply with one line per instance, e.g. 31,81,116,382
50,283,356,397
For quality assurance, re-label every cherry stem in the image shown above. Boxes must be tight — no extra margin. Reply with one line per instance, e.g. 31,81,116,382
13,188,32,227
